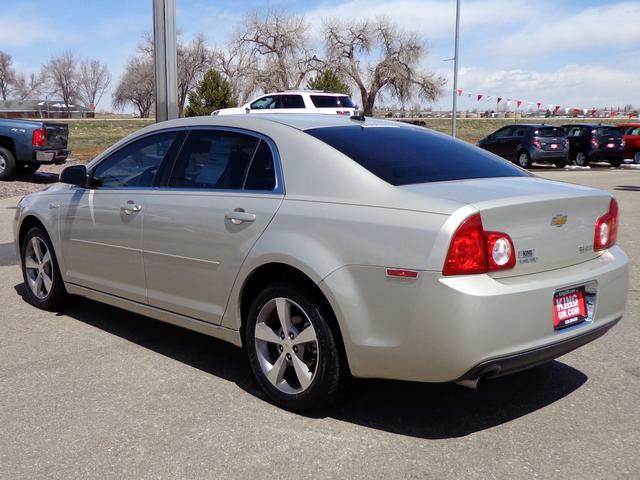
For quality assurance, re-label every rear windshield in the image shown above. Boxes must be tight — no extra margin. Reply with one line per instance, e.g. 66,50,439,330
306,125,529,186
310,95,354,108
535,127,565,138
595,127,623,137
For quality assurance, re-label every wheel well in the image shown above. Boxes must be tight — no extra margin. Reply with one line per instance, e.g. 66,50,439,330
239,263,349,365
0,136,16,158
18,215,47,248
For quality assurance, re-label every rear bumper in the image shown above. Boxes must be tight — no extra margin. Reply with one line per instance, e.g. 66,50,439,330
530,150,568,162
588,150,624,162
31,149,69,163
320,246,628,383
456,316,620,381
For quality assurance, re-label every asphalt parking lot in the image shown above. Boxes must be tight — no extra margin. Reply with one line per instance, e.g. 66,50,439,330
1,169,638,479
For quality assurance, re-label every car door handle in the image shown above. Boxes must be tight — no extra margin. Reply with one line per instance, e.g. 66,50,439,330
121,200,142,215
225,208,256,225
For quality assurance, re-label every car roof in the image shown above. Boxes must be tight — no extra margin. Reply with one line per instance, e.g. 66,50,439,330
275,90,348,96
562,123,616,128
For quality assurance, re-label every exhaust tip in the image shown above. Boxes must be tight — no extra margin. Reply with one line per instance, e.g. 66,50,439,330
456,376,486,390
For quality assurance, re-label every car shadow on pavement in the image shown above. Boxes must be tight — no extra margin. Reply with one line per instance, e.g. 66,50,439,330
14,283,587,440
11,172,59,184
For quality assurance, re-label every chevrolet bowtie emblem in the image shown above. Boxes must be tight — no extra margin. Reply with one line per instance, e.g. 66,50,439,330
551,214,568,227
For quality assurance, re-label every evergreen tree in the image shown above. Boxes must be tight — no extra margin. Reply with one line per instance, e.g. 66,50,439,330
307,70,351,96
185,69,236,117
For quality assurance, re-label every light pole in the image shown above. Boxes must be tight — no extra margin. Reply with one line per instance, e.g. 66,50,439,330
153,0,179,122
451,0,461,137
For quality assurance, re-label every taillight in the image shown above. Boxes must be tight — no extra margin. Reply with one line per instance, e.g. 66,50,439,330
591,137,599,149
32,128,46,147
443,213,515,275
532,137,542,149
594,198,618,251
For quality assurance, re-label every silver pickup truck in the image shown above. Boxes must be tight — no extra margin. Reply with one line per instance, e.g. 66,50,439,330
0,118,69,180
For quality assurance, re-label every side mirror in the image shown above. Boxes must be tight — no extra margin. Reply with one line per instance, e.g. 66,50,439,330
245,106,250,114
59,164,87,186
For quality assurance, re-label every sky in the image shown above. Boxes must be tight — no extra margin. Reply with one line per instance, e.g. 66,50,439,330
1,0,639,112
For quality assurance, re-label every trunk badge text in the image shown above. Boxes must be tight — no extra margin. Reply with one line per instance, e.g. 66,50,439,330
551,214,568,227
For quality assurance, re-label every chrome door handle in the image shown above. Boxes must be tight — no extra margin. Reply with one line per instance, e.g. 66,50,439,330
225,208,256,225
121,200,142,215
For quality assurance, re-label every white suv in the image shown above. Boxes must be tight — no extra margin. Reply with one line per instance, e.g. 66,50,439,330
212,90,356,116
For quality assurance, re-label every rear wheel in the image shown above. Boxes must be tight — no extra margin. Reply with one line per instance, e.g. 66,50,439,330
517,151,532,168
20,226,69,310
245,283,347,411
574,151,589,167
17,164,41,175
0,146,16,180
633,151,640,164
554,160,567,168
610,158,623,168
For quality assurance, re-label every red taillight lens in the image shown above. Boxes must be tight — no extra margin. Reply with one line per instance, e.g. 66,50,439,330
32,128,46,147
532,137,542,149
443,213,516,276
594,198,618,251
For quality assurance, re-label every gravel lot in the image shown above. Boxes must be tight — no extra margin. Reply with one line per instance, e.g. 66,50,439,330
0,169,638,479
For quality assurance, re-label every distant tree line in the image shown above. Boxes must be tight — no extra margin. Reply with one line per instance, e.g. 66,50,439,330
0,8,446,118
0,50,111,112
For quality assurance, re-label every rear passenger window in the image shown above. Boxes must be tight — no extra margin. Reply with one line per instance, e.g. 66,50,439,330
281,95,305,109
244,141,276,191
169,130,258,190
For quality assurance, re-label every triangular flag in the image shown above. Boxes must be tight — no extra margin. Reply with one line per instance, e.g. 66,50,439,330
457,89,463,96
497,97,502,104
486,95,493,101
507,99,512,107
477,94,483,101
517,100,523,109
536,102,542,109
554,105,561,113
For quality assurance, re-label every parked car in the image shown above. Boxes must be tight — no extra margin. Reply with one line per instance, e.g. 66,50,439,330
615,123,640,163
0,118,69,180
477,124,569,168
212,90,356,116
14,115,628,410
562,124,625,167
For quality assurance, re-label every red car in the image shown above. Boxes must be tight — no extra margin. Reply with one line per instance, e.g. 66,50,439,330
616,123,640,163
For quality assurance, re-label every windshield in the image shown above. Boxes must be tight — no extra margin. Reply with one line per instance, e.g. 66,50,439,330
306,125,530,186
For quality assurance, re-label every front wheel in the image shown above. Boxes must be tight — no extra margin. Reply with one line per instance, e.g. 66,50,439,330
20,226,69,310
517,151,532,168
574,151,589,167
245,283,347,411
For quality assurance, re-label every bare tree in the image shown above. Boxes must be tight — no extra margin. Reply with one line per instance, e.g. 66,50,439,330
112,56,155,118
45,51,80,111
236,9,319,92
177,33,211,116
12,71,45,100
0,51,16,100
213,40,257,104
79,59,111,110
324,17,445,115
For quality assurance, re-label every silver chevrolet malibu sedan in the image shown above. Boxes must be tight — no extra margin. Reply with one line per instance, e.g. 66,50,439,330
14,114,628,410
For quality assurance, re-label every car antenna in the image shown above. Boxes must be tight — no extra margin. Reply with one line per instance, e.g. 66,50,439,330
350,109,365,122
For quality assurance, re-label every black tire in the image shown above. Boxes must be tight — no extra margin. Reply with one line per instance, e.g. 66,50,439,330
633,151,640,164
0,146,16,180
573,150,589,167
516,150,532,168
20,226,69,311
610,158,623,168
245,283,347,411
554,160,567,168
17,164,41,175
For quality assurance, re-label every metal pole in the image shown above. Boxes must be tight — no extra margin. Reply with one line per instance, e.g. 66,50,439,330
451,0,461,137
153,0,178,122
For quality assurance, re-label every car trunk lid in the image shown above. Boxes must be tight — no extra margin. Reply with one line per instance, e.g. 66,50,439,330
400,177,612,277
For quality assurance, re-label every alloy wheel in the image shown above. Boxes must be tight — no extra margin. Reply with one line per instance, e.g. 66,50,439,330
0,154,6,174
24,236,54,299
634,151,640,164
518,153,529,167
254,297,319,395
576,152,587,166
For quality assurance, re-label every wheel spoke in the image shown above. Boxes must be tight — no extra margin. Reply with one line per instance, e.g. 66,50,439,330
41,250,52,269
42,272,53,294
255,322,283,345
34,274,43,296
24,257,39,270
275,298,292,337
292,324,316,346
266,352,287,387
291,353,313,390
31,238,43,263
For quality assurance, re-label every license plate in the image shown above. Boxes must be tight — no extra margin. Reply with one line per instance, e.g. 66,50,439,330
550,144,558,149
553,287,587,330
606,143,615,148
